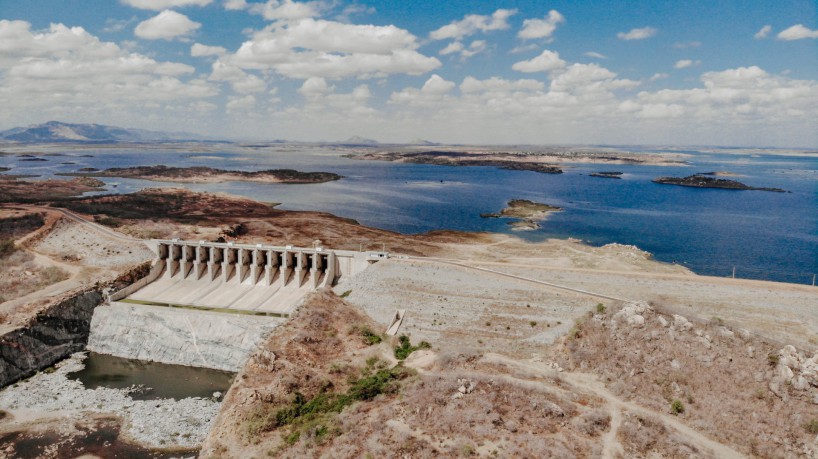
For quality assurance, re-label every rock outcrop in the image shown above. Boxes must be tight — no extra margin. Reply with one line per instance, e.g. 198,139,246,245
0,288,103,387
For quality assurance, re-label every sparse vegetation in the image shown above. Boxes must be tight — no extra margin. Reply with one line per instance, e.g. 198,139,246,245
670,399,684,415
596,303,606,314
767,352,780,367
358,326,382,345
247,364,414,441
529,320,537,327
393,335,431,360
806,419,818,434
340,290,352,298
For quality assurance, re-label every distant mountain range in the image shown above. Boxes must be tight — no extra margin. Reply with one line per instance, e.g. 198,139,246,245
0,121,209,143
337,135,380,146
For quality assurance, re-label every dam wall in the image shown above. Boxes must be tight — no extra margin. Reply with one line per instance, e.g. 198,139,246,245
87,302,284,372
86,240,379,371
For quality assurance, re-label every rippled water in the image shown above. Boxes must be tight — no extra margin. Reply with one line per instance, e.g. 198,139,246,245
2,144,816,284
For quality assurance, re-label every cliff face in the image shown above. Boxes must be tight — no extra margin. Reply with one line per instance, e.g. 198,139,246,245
0,288,103,387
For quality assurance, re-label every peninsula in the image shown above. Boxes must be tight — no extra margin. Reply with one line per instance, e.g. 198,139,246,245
652,174,786,192
58,165,342,184
347,146,687,174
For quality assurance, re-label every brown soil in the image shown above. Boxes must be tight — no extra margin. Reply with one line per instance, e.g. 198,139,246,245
559,303,818,457
0,177,105,203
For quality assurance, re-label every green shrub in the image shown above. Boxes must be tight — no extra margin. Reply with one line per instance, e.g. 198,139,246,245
670,399,685,415
767,353,780,367
529,321,537,327
339,290,352,298
360,327,382,345
806,419,818,434
596,303,606,314
394,335,431,360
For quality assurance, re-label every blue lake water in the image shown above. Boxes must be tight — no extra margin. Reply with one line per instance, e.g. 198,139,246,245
2,145,817,284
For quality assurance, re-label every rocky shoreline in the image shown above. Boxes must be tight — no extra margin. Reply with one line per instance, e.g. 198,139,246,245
0,352,221,449
481,199,563,231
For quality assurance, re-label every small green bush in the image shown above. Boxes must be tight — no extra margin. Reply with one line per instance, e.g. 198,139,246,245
767,353,780,367
394,335,431,360
670,399,685,415
529,321,537,327
806,419,818,434
596,303,606,314
360,327,382,345
339,290,352,298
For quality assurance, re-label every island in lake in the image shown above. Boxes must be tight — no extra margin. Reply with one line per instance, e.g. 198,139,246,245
652,174,786,192
58,165,342,184
481,199,563,231
590,171,623,179
347,146,687,175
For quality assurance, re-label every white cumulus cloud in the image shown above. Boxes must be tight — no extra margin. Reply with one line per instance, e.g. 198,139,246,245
250,0,326,21
512,49,566,73
0,20,217,131
754,25,772,39
430,9,516,40
777,24,818,41
135,10,201,40
617,26,657,41
225,18,440,79
674,59,700,69
191,43,227,56
122,0,212,10
223,0,247,10
518,10,565,40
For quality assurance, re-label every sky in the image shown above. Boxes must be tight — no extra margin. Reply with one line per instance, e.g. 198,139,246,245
0,0,817,147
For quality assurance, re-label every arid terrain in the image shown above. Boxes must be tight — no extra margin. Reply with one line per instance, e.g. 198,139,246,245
0,181,816,458
59,165,342,184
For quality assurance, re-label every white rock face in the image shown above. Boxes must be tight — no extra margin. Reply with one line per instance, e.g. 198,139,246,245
612,301,652,328
770,345,818,396
672,314,693,331
88,302,285,372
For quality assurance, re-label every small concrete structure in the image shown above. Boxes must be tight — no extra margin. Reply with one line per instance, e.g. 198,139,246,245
115,240,373,316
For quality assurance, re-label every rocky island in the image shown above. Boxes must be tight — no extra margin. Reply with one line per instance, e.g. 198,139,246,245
652,174,786,192
481,199,563,230
58,165,342,184
590,171,623,179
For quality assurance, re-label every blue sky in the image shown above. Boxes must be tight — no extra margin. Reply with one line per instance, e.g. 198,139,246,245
1,0,817,146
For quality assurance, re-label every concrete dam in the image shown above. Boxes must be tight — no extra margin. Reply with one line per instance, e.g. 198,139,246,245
87,240,375,371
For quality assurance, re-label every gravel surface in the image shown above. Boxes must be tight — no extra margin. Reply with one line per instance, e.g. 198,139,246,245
34,218,153,268
0,353,221,448
334,259,598,355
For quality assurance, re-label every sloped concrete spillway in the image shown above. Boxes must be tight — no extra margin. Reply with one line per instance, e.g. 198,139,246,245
88,240,373,371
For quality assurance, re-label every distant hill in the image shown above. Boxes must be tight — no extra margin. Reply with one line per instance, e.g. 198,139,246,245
337,135,379,146
408,138,440,146
0,121,209,143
